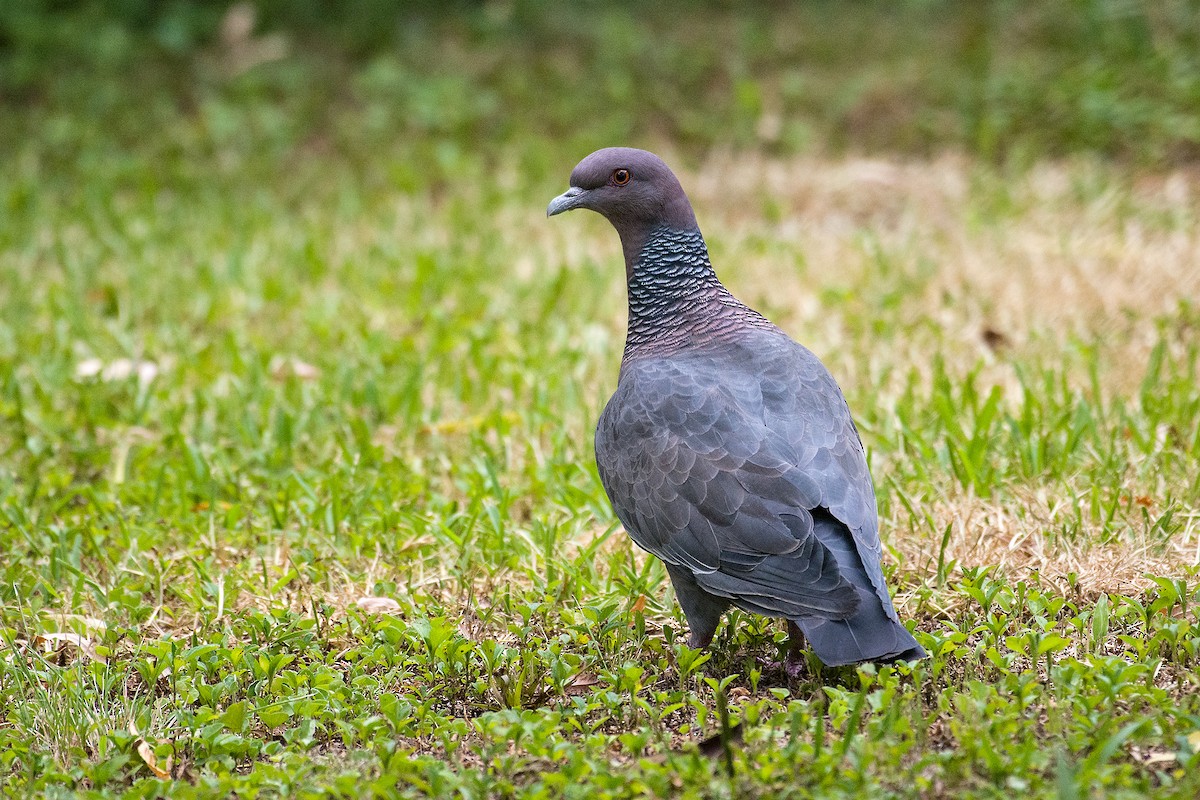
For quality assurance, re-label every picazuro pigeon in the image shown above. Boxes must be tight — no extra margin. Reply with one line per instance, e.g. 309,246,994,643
548,147,925,668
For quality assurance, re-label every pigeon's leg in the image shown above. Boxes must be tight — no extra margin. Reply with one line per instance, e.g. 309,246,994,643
664,562,730,649
784,620,809,679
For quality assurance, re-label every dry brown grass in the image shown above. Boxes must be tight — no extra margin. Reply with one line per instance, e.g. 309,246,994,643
691,153,1199,386
697,153,1198,301
886,485,1199,601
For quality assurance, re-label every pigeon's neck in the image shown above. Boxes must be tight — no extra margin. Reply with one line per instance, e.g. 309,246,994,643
622,226,770,358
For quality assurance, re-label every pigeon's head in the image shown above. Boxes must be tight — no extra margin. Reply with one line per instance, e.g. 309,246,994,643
547,148,697,235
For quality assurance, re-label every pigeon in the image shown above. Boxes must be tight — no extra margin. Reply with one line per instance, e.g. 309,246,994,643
547,147,925,668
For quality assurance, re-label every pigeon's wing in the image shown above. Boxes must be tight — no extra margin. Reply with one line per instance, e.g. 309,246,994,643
595,352,860,620
754,333,901,622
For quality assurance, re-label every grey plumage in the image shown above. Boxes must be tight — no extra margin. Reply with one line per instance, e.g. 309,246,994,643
548,147,925,667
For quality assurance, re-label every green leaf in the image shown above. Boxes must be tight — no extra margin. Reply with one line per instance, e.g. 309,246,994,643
221,700,247,733
1092,594,1110,650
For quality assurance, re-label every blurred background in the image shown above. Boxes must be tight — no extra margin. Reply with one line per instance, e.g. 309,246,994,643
5,0,1200,188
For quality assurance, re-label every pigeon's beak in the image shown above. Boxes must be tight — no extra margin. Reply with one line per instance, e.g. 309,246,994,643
547,186,586,218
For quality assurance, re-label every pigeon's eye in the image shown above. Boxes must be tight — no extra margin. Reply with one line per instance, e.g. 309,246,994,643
612,169,631,186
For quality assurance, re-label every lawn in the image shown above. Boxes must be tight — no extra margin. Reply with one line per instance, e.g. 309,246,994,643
2,2,1200,798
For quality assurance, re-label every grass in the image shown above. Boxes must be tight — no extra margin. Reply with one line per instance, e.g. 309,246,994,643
2,2,1200,798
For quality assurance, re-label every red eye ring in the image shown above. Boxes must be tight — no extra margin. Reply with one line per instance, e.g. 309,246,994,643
612,169,631,185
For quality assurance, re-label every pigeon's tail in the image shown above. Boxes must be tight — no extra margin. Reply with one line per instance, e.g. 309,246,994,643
794,513,926,667
794,593,925,667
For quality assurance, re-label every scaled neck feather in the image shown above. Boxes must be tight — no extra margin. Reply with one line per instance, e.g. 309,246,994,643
623,227,772,359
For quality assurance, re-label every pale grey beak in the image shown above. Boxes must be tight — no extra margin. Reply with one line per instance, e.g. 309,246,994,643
547,186,586,217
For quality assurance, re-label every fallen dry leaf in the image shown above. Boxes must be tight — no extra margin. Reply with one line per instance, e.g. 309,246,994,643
75,357,162,384
356,596,401,615
42,613,107,633
74,358,104,378
130,721,172,779
564,672,602,696
137,739,171,778
35,632,107,664
1131,744,1177,765
630,595,647,614
270,355,320,381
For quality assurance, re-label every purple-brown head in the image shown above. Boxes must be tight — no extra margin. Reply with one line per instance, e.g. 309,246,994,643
547,148,698,254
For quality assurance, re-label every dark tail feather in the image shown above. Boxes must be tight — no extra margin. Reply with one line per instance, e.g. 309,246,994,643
796,512,926,667
795,591,926,666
